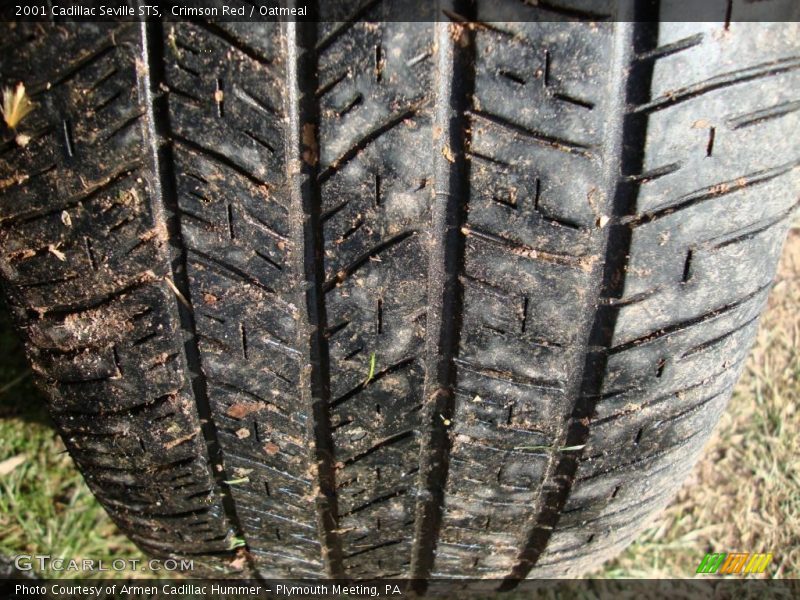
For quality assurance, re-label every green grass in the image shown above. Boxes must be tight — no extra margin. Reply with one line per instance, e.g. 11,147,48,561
1,231,798,582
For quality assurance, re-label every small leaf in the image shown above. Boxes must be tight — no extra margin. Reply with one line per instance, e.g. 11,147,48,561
227,536,246,550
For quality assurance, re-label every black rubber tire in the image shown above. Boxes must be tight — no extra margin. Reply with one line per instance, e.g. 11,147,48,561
1,8,798,582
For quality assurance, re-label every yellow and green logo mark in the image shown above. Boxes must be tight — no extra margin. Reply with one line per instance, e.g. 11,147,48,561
696,552,773,575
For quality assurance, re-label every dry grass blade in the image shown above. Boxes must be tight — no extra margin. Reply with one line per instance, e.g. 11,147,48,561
163,276,192,310
0,454,26,476
2,83,35,129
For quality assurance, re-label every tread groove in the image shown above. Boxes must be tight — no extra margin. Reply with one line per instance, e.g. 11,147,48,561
609,282,771,354
319,104,423,183
410,12,474,588
502,11,649,585
285,17,344,578
469,109,593,157
189,19,272,67
727,98,800,129
139,18,245,560
634,55,800,113
627,158,800,225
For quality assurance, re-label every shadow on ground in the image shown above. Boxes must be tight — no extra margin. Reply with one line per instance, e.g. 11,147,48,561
0,307,50,426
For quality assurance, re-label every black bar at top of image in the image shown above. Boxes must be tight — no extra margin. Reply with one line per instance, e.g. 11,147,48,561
2,0,800,22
